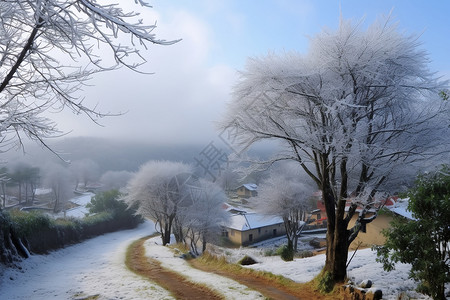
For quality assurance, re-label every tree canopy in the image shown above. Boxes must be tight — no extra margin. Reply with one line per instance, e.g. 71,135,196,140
124,160,193,245
221,15,450,284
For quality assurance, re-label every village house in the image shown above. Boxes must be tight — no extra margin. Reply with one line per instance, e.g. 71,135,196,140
222,212,286,246
305,191,327,230
347,196,414,249
236,183,258,198
306,192,403,248
307,200,327,228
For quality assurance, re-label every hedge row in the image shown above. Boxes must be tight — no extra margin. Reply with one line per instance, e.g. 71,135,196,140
7,209,142,255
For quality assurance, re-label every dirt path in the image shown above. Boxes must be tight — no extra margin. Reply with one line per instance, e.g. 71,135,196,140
189,261,303,300
127,236,341,300
126,237,224,300
189,257,342,300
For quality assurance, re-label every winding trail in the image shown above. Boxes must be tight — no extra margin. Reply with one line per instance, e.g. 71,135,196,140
126,237,224,300
129,235,340,300
142,237,265,299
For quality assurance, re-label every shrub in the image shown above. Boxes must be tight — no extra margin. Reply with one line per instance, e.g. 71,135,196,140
81,211,115,237
296,250,314,258
316,270,334,293
278,240,294,261
8,211,83,253
87,189,142,229
6,208,136,255
264,248,275,256
87,189,124,213
376,165,450,300
238,255,257,265
1,190,143,262
9,210,53,237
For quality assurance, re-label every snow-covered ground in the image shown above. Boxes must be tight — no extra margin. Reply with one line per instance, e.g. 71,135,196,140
0,221,173,300
209,234,433,300
239,247,429,299
61,192,94,218
0,221,437,300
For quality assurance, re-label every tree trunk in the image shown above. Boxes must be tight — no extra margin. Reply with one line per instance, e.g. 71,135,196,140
436,285,445,300
53,191,59,213
202,234,207,253
162,222,171,245
18,183,22,204
172,218,184,244
321,175,350,283
324,218,349,282
190,235,199,256
161,215,174,246
293,235,298,252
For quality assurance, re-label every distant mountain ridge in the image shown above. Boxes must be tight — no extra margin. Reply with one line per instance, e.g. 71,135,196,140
3,137,203,172
2,136,275,173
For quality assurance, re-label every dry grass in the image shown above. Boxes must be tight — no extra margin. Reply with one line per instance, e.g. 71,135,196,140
189,251,345,300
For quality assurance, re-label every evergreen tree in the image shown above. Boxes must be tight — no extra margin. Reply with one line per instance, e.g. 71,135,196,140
376,165,450,300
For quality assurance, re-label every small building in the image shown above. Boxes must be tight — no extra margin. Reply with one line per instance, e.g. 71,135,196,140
346,196,401,249
236,183,258,198
222,212,286,246
306,191,327,229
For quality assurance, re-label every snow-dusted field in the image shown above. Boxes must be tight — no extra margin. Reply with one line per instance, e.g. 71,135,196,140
0,221,436,300
210,235,433,300
239,247,429,299
59,193,94,219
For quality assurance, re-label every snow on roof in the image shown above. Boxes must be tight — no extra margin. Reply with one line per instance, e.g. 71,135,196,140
343,196,398,213
241,183,258,191
388,198,416,220
225,213,283,231
222,202,247,213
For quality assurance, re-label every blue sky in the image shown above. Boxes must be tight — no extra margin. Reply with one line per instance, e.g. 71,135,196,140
156,0,449,72
56,0,450,146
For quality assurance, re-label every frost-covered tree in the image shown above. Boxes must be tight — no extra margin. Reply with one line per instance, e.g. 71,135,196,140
0,0,175,264
99,170,133,191
123,161,192,245
70,159,99,190
43,162,73,213
255,164,313,254
215,165,240,194
221,16,450,285
8,162,40,205
168,172,201,244
182,179,229,255
0,0,177,150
